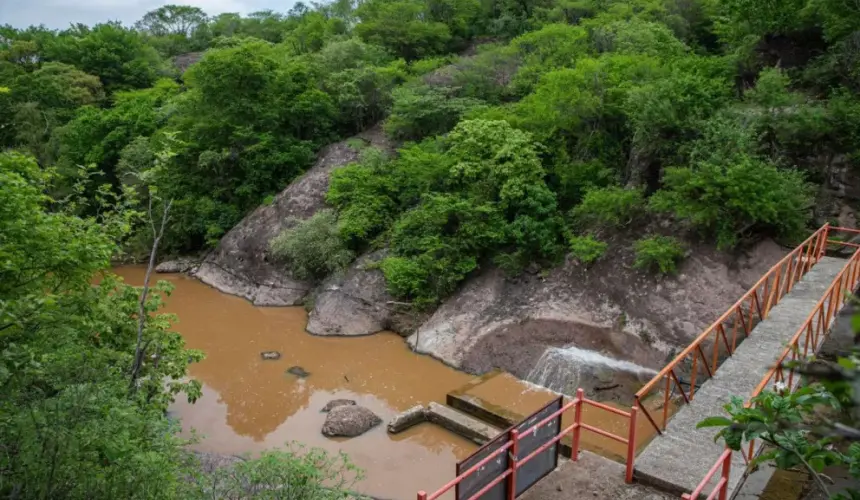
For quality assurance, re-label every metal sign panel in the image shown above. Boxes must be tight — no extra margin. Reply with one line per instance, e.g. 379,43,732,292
456,430,509,500
455,396,563,500
513,396,563,496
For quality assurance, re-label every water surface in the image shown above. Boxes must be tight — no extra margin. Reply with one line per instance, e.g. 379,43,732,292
115,266,476,499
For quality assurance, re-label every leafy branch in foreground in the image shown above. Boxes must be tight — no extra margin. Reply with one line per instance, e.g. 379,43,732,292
698,344,860,499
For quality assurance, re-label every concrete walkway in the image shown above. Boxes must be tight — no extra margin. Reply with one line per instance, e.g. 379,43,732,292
519,452,672,500
634,256,847,498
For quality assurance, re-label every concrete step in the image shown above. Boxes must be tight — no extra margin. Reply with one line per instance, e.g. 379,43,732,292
426,402,501,445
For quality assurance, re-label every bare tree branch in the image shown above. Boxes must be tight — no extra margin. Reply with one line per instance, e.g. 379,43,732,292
129,197,173,394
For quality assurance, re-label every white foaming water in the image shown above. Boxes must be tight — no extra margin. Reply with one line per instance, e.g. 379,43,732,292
526,345,658,395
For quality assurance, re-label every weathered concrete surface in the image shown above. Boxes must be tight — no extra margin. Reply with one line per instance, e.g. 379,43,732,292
518,452,672,500
408,239,787,400
194,127,390,306
426,402,500,445
306,251,426,337
634,256,847,497
387,405,426,434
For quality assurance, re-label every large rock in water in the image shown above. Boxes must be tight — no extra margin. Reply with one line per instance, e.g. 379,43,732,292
321,405,382,438
408,238,787,401
194,127,391,306
307,251,426,336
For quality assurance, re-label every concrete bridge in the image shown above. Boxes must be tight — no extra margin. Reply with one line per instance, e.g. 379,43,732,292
634,224,860,499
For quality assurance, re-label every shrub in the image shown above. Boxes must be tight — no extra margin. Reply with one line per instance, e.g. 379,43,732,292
383,193,506,306
197,445,362,498
571,186,645,230
269,210,355,281
633,235,686,274
649,156,812,249
383,85,486,140
569,234,608,265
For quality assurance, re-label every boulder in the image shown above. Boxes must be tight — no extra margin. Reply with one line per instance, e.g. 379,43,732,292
321,405,382,438
321,399,356,412
155,257,199,274
194,126,391,306
307,251,426,337
260,351,281,360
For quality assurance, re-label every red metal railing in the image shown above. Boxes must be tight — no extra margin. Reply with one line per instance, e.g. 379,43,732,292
683,228,860,500
634,225,832,434
417,389,638,500
683,449,732,500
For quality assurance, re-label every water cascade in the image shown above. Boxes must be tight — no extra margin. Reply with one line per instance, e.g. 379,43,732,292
526,345,658,396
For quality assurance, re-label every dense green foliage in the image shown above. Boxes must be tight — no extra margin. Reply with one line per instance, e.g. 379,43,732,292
2,0,860,494
633,235,686,274
4,0,850,277
270,210,355,281
0,152,359,498
568,234,608,265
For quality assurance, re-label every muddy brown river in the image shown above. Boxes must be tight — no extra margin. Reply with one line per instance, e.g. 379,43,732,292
115,266,476,500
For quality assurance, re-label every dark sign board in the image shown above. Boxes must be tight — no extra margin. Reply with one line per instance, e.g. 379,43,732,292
513,396,563,496
455,396,563,500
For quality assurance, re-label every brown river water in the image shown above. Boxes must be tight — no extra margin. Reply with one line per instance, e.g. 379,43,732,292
114,266,477,500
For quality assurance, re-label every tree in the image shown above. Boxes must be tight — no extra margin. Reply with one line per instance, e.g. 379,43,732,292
0,151,202,498
355,0,453,60
136,5,208,37
45,23,162,92
650,156,812,249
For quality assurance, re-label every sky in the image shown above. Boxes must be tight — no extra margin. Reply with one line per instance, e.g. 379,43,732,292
1,0,298,29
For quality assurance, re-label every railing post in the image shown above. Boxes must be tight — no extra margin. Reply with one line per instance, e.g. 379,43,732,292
507,429,518,500
417,491,427,500
625,406,638,484
719,450,732,500
818,224,830,260
572,389,584,461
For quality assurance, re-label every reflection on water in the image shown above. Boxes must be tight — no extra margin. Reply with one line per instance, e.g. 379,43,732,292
114,266,476,499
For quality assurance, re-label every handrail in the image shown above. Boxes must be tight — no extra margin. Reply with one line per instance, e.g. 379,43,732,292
682,448,732,500
682,229,860,500
634,224,831,434
417,389,638,500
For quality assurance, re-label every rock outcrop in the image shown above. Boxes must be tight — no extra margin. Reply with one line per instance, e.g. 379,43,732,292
194,126,391,306
155,257,200,274
306,251,426,337
321,405,382,438
408,238,787,396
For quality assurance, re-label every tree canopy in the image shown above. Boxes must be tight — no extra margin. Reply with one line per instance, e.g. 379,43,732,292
2,0,860,490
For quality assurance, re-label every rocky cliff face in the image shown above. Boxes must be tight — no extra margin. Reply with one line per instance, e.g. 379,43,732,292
404,239,786,398
193,122,792,399
194,127,391,306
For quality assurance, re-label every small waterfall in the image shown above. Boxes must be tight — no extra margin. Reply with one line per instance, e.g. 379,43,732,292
526,345,658,396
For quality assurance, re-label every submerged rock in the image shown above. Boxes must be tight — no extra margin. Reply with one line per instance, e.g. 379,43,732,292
321,405,382,438
260,351,281,360
321,399,356,412
286,366,310,378
194,126,391,306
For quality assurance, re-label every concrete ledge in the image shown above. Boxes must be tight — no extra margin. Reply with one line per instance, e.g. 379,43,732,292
387,405,426,434
426,402,500,445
